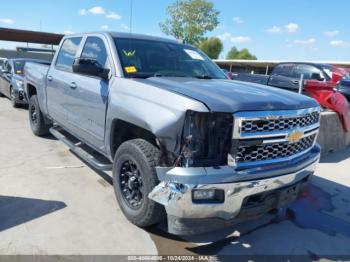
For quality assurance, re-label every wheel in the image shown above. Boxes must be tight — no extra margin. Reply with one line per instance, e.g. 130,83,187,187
10,87,19,108
113,139,166,227
0,92,4,97
28,95,51,136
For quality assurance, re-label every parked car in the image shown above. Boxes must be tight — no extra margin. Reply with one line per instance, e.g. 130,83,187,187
0,58,50,107
234,62,349,132
221,68,233,79
339,75,350,101
24,32,321,235
0,57,6,70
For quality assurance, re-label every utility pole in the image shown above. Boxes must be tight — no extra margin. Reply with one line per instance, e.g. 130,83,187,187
129,0,133,33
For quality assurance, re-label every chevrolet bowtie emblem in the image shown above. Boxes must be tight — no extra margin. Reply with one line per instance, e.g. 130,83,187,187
288,130,304,143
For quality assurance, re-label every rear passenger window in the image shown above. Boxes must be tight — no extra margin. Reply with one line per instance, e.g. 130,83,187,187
81,37,109,68
55,37,82,72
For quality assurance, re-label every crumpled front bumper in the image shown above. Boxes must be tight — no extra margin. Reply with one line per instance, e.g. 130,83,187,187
149,145,320,235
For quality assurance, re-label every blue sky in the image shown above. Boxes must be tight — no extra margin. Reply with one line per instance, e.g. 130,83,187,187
0,0,349,61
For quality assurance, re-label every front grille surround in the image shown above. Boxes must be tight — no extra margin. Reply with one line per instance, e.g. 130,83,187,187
232,107,321,168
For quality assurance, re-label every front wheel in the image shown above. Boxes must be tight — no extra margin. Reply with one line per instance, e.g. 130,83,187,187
28,95,51,136
113,139,166,227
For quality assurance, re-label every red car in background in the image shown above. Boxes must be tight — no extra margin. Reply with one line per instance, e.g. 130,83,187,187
234,63,350,132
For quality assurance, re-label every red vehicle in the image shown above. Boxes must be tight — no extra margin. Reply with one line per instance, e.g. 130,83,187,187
234,63,350,131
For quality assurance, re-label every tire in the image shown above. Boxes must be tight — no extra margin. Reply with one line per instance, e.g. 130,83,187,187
113,139,166,227
0,92,4,97
10,87,19,108
28,95,51,136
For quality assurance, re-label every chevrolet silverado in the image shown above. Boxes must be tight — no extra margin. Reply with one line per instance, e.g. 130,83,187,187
24,32,321,235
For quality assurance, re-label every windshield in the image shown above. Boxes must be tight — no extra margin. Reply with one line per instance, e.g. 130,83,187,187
114,38,226,79
320,65,333,79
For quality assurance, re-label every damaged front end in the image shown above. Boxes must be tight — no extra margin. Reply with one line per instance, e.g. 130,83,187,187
149,108,321,235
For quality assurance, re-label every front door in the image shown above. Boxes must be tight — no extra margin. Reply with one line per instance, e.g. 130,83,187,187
65,36,111,151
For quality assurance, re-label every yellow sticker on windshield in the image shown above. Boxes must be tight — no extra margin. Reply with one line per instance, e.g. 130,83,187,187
125,66,137,73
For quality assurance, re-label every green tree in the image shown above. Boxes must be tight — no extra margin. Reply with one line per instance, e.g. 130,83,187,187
226,46,257,60
198,37,223,59
160,0,220,45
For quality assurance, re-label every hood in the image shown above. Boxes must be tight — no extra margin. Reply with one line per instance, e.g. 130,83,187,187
137,77,319,112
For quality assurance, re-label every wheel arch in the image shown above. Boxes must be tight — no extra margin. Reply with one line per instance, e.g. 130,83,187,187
110,119,158,159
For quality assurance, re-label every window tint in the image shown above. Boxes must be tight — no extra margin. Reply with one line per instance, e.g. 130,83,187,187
272,64,294,77
81,37,108,68
114,38,226,79
293,64,323,80
56,37,82,71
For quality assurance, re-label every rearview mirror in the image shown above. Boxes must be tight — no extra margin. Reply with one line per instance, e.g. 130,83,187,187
72,58,110,80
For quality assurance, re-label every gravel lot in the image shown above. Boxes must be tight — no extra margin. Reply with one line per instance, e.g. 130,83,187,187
0,97,350,258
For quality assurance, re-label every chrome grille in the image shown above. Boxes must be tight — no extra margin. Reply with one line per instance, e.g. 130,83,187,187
232,107,321,168
236,134,316,163
241,111,320,133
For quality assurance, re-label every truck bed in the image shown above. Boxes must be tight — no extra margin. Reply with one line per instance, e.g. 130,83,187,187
24,62,50,114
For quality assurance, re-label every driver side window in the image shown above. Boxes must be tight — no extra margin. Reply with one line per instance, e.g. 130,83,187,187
81,37,109,69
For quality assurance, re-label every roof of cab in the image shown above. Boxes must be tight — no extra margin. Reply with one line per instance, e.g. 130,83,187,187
65,31,180,44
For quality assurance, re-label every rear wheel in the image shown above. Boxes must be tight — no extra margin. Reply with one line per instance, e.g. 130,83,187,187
10,87,19,108
28,95,51,136
113,139,166,227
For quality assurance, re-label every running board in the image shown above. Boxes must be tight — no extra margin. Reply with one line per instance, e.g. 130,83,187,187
49,127,113,171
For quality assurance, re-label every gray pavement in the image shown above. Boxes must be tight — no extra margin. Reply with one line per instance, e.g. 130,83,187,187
0,97,350,258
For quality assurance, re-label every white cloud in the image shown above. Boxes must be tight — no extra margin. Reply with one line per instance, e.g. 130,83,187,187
285,23,299,33
100,25,109,30
323,30,339,37
330,40,350,47
265,26,282,33
231,36,251,44
89,6,106,15
232,17,243,24
89,6,105,15
217,32,231,41
106,11,121,20
79,6,105,16
79,9,87,15
294,38,316,45
265,23,299,34
0,18,15,24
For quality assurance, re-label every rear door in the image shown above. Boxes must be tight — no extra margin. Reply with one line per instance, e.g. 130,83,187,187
65,36,111,151
268,63,298,91
46,37,83,129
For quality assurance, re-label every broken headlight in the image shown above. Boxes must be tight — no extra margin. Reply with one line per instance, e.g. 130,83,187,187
176,111,233,167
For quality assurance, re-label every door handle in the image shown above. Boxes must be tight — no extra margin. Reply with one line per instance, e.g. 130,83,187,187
47,75,53,81
69,82,78,89
292,80,299,85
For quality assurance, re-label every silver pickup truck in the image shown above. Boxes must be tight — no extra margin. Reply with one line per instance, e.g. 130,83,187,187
24,32,321,235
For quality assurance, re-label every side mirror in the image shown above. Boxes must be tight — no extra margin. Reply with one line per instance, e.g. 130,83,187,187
1,69,9,74
72,58,110,80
